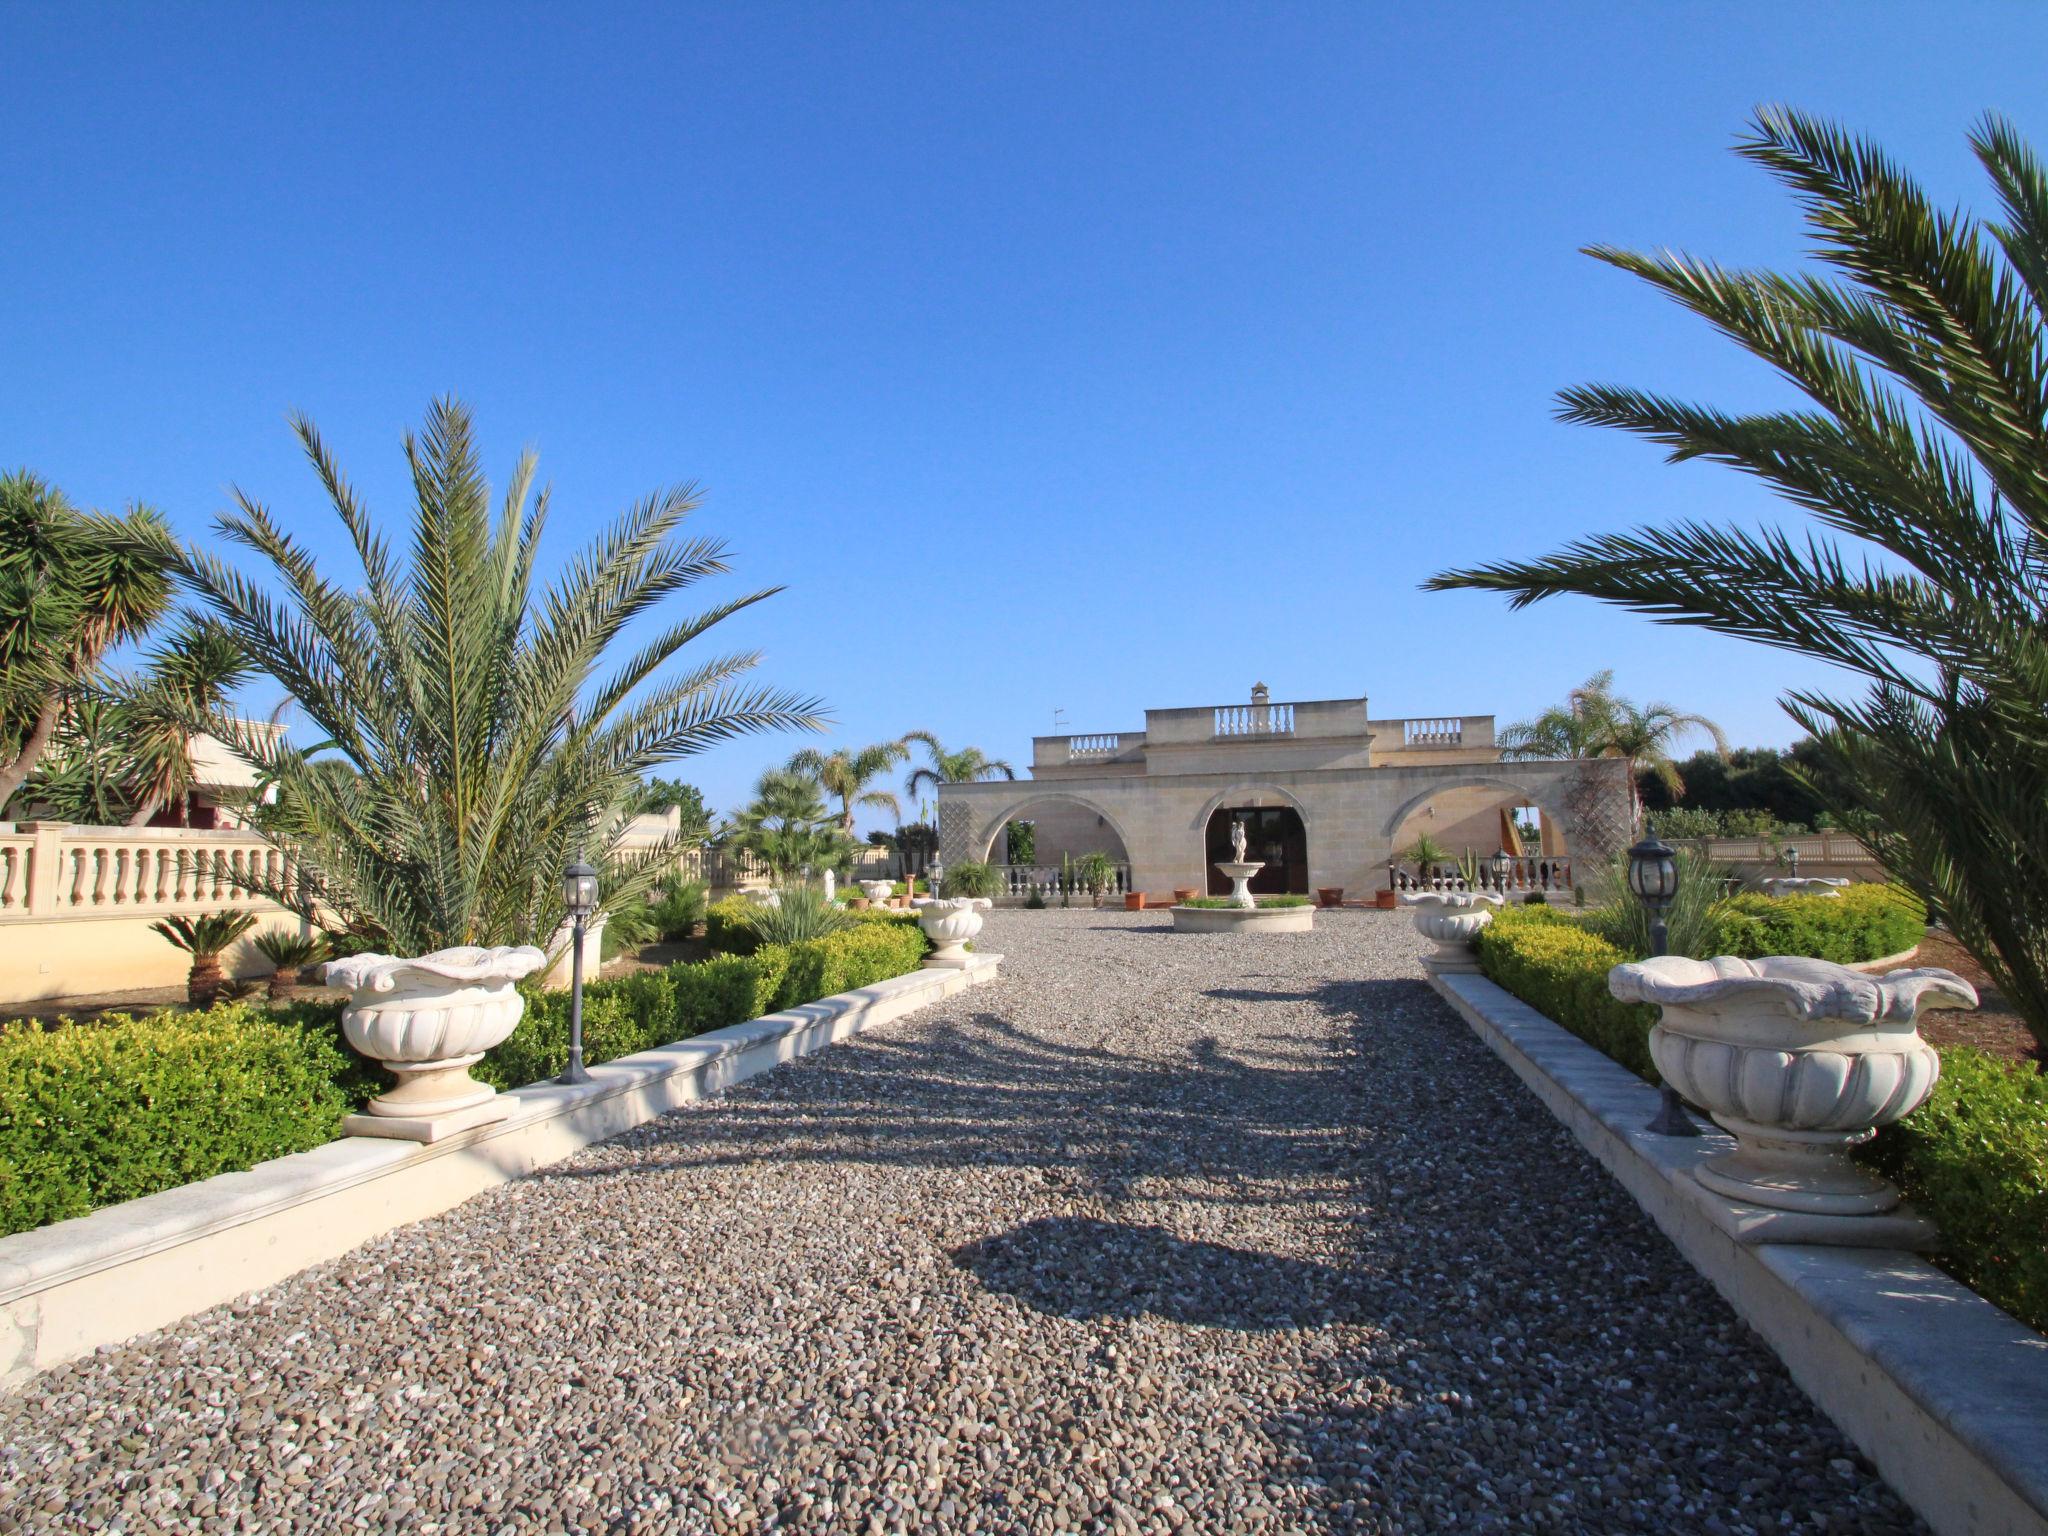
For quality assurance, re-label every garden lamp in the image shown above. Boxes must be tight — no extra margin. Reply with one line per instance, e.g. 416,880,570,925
1490,847,1513,893
559,855,600,1086
1627,828,1698,1137
1783,845,1801,877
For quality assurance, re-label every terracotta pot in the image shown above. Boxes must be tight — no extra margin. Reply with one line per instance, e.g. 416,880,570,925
1172,887,1198,903
1374,890,1397,910
847,897,870,910
1317,888,1344,909
1124,892,1145,911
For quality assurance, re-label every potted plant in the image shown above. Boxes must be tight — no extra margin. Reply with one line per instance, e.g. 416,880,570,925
1609,954,1976,1215
1399,891,1503,974
1173,886,1199,904
151,910,260,1008
252,930,333,1004
1317,887,1344,909
1073,851,1117,909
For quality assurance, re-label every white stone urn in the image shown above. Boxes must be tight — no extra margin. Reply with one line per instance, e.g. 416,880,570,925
1609,954,1975,1215
1401,891,1504,974
861,880,894,905
1761,876,1850,899
327,945,548,1138
917,898,984,967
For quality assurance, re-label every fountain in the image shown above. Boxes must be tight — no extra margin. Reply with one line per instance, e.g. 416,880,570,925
1171,816,1315,933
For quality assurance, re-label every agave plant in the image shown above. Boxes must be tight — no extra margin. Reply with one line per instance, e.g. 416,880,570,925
251,929,332,1003
152,910,260,1008
1429,109,2048,1052
742,884,852,944
181,399,823,956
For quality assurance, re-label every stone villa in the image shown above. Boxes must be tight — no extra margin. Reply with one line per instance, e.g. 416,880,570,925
936,684,1633,899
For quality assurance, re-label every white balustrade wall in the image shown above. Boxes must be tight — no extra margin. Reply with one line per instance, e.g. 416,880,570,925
993,862,1133,901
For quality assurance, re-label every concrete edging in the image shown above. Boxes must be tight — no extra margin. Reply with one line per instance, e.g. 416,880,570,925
0,954,1003,1389
1431,969,2048,1536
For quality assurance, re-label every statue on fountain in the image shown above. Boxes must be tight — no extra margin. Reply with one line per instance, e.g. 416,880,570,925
1230,818,1248,864
1217,817,1263,909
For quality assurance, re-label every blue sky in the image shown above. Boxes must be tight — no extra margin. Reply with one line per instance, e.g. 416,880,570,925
6,4,2044,829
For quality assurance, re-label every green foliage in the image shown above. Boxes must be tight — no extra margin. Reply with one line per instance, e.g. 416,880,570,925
743,885,853,945
1072,851,1118,894
1710,884,1925,963
1581,846,1731,960
902,732,1017,798
1860,1048,2048,1334
729,766,857,879
599,890,661,959
626,778,712,844
0,1005,353,1236
1473,905,1660,1079
151,909,260,958
788,740,907,831
479,919,928,1089
1005,820,1036,865
941,861,1002,899
705,895,768,954
650,880,707,940
1431,109,2048,1054
1023,890,1048,910
1400,831,1451,869
1180,895,1313,909
180,398,820,954
251,930,330,970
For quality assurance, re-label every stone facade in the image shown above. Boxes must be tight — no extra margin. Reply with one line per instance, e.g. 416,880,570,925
938,685,1633,898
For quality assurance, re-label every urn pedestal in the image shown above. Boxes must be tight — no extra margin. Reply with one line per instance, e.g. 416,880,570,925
1609,954,1975,1232
1401,891,1503,974
1214,860,1263,910
328,944,549,1143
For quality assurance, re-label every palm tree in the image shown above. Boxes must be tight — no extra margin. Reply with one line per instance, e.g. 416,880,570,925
787,739,907,833
152,910,259,1008
730,766,853,879
181,398,822,954
0,472,179,815
902,731,1017,798
1429,108,2048,1052
122,617,251,826
1496,671,1623,760
1499,672,1725,824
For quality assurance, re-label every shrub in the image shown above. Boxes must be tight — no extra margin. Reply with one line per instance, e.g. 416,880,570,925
705,895,767,954
0,1006,354,1237
650,880,707,941
742,885,853,946
1472,906,1659,1079
1710,884,1925,964
1180,895,1312,909
1023,891,1047,910
479,918,929,1088
941,861,1002,900
1860,1047,2048,1334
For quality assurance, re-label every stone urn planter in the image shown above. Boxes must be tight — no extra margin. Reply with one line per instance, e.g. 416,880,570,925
918,898,984,967
1609,954,1976,1216
1761,876,1851,899
1401,891,1503,974
327,944,549,1141
860,880,894,905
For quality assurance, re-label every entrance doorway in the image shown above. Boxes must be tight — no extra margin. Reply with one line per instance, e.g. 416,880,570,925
1205,806,1308,895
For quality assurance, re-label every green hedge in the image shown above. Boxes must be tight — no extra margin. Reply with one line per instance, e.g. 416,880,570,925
480,917,929,1088
1471,889,2044,1335
1861,1047,2048,1333
705,895,920,957
1472,906,1660,1078
0,1006,354,1238
1709,883,1925,964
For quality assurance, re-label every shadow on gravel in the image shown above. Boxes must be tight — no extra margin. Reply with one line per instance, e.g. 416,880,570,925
953,1216,1351,1329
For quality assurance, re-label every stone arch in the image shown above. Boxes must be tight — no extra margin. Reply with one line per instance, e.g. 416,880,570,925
974,792,1135,866
1187,782,1314,838
1380,774,1573,850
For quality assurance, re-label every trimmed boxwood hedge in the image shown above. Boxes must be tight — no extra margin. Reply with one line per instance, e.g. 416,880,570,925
0,1006,355,1238
1471,887,2046,1334
0,916,931,1240
704,895,920,957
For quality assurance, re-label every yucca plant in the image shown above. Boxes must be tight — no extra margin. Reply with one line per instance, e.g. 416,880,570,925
1431,109,2048,1053
181,399,822,956
743,884,852,945
251,930,332,1003
152,910,260,1007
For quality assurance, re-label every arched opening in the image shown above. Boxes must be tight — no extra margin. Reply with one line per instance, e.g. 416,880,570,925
980,795,1132,873
1384,779,1574,894
1205,805,1309,895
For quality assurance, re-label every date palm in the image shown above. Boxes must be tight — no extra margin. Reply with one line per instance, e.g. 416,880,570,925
1430,108,2048,1051
182,398,822,954
0,473,178,815
787,739,907,833
902,731,1016,798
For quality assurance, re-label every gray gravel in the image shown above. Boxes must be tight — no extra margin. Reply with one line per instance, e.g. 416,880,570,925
0,908,1923,1535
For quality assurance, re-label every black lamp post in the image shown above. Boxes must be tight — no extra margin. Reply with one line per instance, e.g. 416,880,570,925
1490,846,1514,896
1627,828,1699,1137
559,855,600,1086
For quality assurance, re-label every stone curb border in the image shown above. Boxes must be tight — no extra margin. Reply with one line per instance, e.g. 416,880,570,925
0,955,1003,1390
1430,970,2048,1536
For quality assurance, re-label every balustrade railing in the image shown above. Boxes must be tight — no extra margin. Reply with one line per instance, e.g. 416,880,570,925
1213,702,1296,738
993,863,1133,900
1388,855,1575,898
1400,717,1465,749
1066,734,1127,759
0,823,294,920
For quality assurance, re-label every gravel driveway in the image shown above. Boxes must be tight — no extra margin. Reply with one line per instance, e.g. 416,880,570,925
0,909,1922,1535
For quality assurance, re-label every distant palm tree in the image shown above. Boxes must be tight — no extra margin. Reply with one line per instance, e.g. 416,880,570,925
788,739,907,834
1601,697,1728,826
903,731,1017,798
731,766,853,879
1429,108,2048,1050
182,398,822,953
1498,671,1724,824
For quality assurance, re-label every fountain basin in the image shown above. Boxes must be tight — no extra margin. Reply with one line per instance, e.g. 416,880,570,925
1171,902,1315,934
